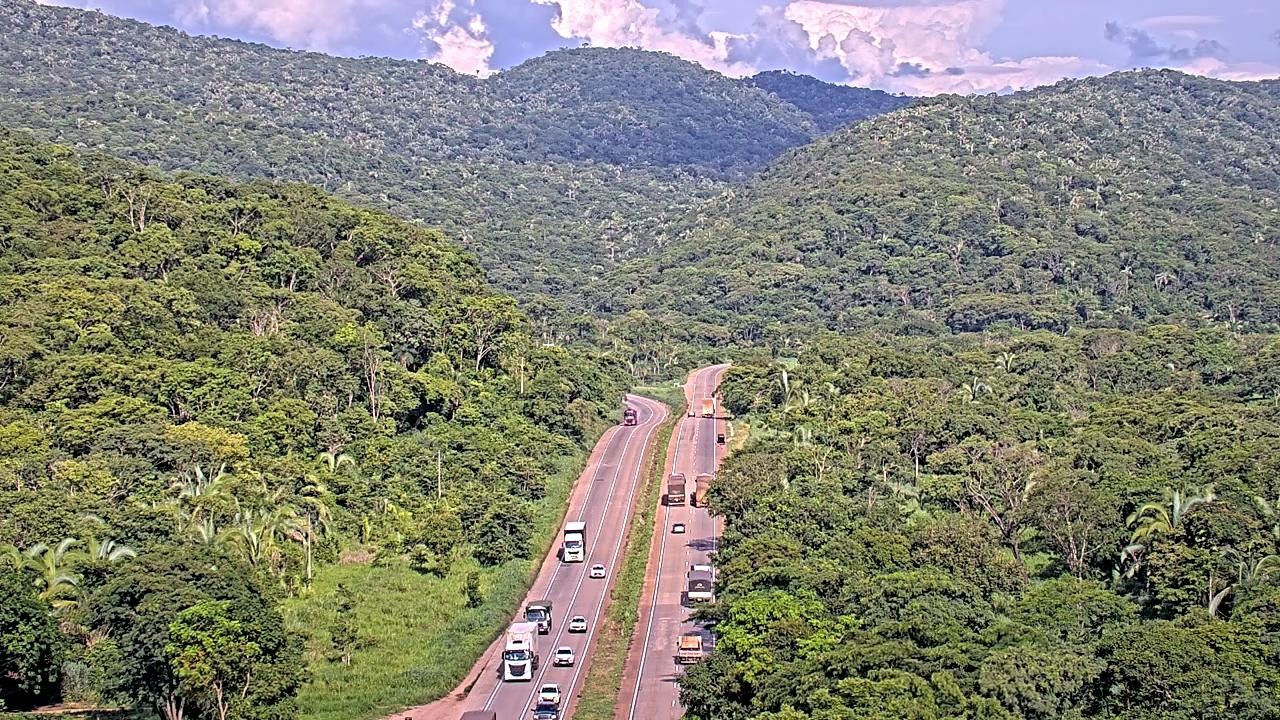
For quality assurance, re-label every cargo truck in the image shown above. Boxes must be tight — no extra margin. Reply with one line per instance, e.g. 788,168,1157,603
676,633,704,664
525,599,553,634
700,398,715,418
562,521,586,562
623,407,637,426
665,473,687,506
692,473,712,507
503,622,538,681
687,566,714,603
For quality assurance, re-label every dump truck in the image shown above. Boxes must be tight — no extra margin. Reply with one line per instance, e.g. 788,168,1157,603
525,599,553,634
700,398,716,418
676,633,704,664
665,473,687,506
692,473,712,507
687,566,714,603
562,521,586,563
502,622,538,681
623,406,638,426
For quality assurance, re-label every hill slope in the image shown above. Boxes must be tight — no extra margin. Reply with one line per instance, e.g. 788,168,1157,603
601,70,1280,339
746,70,912,133
0,0,902,312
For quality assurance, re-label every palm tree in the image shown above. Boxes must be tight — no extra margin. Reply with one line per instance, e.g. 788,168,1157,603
1127,486,1215,543
23,539,83,611
964,377,993,403
84,536,138,563
288,479,335,586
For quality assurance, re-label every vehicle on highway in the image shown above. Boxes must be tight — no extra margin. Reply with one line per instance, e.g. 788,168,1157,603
568,615,588,633
524,599,553,634
716,432,726,445
623,406,637,426
589,563,606,579
553,646,575,666
503,622,539,682
671,522,686,534
687,566,714,603
538,683,561,705
692,473,713,507
687,404,696,417
676,633,704,664
562,521,586,563
531,701,561,720
701,398,716,417
460,711,497,720
665,473,687,506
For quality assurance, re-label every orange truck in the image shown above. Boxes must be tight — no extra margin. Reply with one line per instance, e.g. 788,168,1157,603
666,473,687,506
676,633,704,664
700,398,715,418
692,473,712,507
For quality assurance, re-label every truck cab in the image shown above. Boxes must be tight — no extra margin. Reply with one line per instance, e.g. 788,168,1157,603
524,600,553,634
503,621,539,681
562,521,586,563
665,473,687,506
622,406,638,426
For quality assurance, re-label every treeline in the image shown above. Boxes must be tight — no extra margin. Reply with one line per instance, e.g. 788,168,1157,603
0,0,905,313
0,129,626,712
685,326,1280,719
603,70,1280,341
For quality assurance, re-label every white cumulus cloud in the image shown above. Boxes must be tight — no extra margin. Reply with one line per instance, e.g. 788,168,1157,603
531,0,756,77
411,0,495,76
174,0,390,50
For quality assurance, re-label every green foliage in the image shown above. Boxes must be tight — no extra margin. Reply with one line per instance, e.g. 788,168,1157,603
0,566,65,709
607,71,1280,341
686,328,1280,719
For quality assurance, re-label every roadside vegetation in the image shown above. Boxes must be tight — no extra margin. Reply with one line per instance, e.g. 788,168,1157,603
683,328,1280,719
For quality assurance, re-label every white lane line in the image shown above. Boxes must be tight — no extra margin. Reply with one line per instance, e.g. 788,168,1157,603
626,366,707,720
511,399,665,715
560,397,668,712
483,407,645,711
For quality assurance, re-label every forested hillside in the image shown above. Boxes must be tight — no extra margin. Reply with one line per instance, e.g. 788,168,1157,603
689,328,1280,719
746,70,911,133
0,0,902,313
603,71,1280,340
0,129,625,713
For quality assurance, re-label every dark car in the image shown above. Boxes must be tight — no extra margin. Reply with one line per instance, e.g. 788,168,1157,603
532,702,561,720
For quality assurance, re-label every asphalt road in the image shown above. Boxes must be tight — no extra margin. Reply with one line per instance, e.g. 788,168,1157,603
452,393,667,720
621,364,729,720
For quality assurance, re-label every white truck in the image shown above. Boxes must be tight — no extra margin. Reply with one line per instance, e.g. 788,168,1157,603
502,621,538,681
687,564,715,603
562,521,587,563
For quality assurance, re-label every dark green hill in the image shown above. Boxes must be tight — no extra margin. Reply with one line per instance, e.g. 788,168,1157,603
600,70,1280,340
0,0,899,312
747,69,912,132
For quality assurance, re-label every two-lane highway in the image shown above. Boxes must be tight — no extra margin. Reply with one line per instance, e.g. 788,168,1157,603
437,392,667,720
621,364,729,720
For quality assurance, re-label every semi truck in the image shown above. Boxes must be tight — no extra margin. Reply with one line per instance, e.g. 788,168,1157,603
692,473,712,507
700,398,716,418
676,633,704,664
562,521,586,562
502,621,538,681
623,407,637,426
525,599,553,634
665,473,687,506
687,565,714,603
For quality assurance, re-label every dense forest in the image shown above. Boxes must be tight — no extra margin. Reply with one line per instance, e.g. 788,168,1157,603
0,0,906,313
688,328,1280,719
0,129,626,713
604,71,1280,340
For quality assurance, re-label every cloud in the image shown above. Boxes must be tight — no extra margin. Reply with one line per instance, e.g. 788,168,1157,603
412,0,495,76
530,0,756,76
779,0,1104,94
173,0,392,50
1104,21,1226,63
1179,57,1280,82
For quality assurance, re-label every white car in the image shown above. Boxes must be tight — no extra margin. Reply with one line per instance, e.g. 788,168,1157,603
539,683,561,705
553,646,575,666
589,563,607,579
568,615,588,633
671,523,686,534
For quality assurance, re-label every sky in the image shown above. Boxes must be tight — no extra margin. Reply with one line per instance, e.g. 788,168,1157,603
36,0,1280,94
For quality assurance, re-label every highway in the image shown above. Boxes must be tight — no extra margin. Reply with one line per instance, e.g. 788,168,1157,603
442,392,667,720
620,364,729,720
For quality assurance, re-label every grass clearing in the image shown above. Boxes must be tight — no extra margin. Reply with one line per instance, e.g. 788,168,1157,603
574,388,678,720
281,452,586,720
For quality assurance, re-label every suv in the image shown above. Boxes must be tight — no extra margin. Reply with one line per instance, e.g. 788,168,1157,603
531,702,561,720
538,683,561,705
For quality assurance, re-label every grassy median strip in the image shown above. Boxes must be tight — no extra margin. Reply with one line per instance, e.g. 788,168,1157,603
574,384,683,720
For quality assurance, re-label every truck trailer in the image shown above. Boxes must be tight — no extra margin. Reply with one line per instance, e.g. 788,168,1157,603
700,398,716,418
525,599,553,634
562,521,587,563
676,633,704,664
687,566,714,603
502,621,538,681
665,473,687,506
692,473,712,507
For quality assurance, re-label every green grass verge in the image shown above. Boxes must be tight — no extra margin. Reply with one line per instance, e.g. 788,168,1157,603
281,451,589,720
573,389,678,720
